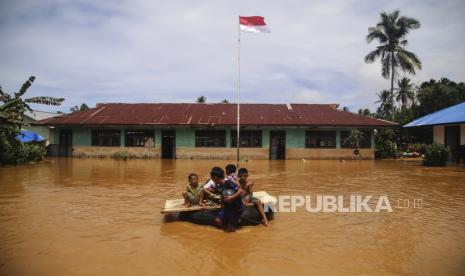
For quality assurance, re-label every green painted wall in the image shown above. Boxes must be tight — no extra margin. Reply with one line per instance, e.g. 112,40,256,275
286,128,306,148
336,130,341,149
73,127,91,146
52,126,374,149
262,129,270,148
155,130,161,147
225,128,231,148
120,129,125,147
176,128,195,147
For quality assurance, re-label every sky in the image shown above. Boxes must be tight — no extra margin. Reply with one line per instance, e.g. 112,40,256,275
1,0,464,113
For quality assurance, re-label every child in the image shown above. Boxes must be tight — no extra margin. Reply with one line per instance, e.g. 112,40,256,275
238,168,269,226
225,164,238,181
210,166,244,232
182,173,203,207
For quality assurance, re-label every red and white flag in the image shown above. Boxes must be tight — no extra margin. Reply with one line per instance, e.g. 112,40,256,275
239,16,270,33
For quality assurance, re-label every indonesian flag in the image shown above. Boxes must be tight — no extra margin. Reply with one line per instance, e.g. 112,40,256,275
239,16,270,33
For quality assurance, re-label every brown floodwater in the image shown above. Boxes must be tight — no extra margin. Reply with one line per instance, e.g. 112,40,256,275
1,158,464,275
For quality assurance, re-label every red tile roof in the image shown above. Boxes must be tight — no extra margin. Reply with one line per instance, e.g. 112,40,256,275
36,103,397,127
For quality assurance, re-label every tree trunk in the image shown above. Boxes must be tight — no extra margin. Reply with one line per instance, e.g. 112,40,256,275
390,53,395,120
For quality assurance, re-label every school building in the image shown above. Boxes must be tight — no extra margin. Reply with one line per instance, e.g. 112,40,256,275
36,103,396,160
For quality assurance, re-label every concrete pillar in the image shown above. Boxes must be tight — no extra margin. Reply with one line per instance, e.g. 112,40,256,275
155,129,161,147
226,128,231,148
262,129,270,148
433,126,444,144
370,130,375,149
336,130,341,149
120,129,125,147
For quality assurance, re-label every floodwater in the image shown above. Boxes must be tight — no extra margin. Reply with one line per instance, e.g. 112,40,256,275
1,158,464,275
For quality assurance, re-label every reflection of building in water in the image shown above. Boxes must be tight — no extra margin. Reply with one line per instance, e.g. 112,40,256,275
36,103,396,159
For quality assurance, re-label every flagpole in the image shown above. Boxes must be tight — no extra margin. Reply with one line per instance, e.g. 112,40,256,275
236,17,241,168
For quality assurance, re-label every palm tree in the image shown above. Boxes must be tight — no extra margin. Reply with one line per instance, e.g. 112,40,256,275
365,10,422,119
395,77,414,109
375,89,393,119
196,96,206,103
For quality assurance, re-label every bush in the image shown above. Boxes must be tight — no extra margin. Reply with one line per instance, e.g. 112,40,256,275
112,151,130,160
375,129,396,158
0,133,46,165
423,143,450,166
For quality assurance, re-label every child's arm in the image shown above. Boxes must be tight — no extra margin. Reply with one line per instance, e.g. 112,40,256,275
247,181,254,194
224,187,244,203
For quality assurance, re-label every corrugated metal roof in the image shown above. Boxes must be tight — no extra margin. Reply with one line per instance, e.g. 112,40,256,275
35,103,397,127
404,102,465,127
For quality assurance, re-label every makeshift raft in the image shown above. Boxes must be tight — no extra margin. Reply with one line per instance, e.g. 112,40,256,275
162,191,276,226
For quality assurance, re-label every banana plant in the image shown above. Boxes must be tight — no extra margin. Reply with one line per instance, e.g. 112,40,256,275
0,76,64,129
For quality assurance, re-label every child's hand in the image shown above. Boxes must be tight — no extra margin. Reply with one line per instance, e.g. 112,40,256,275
223,196,232,203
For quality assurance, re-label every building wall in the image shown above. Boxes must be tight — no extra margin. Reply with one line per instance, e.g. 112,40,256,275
73,146,160,158
433,125,445,144
286,148,374,160
23,117,55,143
176,147,268,159
461,124,465,145
51,126,375,159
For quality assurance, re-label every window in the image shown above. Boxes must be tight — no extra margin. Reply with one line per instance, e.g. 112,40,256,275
340,130,371,149
231,130,262,147
91,129,121,147
195,130,226,147
305,131,336,148
125,130,154,147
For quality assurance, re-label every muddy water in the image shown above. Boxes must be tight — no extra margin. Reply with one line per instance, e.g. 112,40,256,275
1,158,464,275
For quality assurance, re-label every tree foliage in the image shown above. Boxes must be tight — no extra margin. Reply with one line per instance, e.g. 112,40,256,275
0,76,64,165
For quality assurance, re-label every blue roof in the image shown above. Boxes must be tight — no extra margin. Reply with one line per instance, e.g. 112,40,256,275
403,101,465,127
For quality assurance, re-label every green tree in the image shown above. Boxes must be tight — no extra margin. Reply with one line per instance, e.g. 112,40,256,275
358,108,371,116
415,78,465,117
395,77,415,109
196,96,207,103
365,10,422,119
0,76,64,165
221,99,229,103
70,103,90,113
375,89,394,119
1,76,64,129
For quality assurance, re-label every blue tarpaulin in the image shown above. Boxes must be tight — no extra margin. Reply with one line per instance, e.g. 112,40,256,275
15,130,45,143
403,102,465,127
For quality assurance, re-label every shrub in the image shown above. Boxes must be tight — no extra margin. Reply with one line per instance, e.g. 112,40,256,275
0,133,46,165
374,129,396,158
113,151,130,160
423,143,450,166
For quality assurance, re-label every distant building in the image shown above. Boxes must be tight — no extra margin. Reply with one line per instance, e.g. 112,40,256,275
36,103,396,159
23,110,62,144
404,101,465,161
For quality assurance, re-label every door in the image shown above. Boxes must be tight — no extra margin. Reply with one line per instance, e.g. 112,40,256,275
270,131,286,160
58,129,73,157
161,130,176,159
445,125,460,161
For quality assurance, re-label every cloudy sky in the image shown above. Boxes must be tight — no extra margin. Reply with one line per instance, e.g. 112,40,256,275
1,0,464,113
